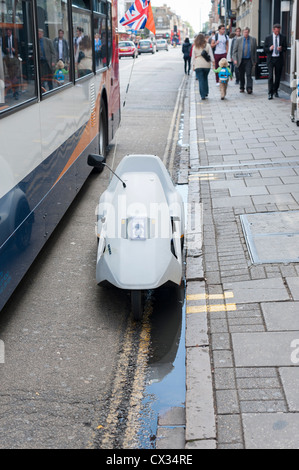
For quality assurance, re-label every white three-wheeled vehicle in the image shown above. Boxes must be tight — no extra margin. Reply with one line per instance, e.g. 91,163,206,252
88,154,185,320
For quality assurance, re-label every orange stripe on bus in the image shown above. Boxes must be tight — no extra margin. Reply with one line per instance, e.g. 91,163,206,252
53,100,99,186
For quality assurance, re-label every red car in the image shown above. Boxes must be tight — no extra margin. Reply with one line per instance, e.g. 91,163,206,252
118,40,138,59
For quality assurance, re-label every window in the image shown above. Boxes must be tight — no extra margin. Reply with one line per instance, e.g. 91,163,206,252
93,1,112,70
37,0,71,93
93,11,107,69
0,0,37,112
72,9,93,79
73,0,90,9
107,1,112,66
93,0,105,14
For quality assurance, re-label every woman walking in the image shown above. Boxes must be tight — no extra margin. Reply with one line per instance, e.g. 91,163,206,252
192,33,214,100
182,37,192,75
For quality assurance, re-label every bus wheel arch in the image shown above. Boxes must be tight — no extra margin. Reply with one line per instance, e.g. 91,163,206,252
99,92,108,160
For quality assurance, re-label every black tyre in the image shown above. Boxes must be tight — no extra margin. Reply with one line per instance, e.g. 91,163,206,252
131,290,143,321
94,100,108,173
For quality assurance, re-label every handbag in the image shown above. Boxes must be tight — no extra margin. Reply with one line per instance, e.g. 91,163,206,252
201,48,211,62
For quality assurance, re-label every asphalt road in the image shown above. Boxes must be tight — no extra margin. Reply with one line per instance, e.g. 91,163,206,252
0,47,186,449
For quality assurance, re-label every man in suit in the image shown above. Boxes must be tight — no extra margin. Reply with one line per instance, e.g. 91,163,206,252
264,24,287,99
230,26,241,84
233,27,257,94
38,29,56,91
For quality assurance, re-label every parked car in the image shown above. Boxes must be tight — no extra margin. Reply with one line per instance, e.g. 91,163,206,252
156,39,168,51
118,41,138,59
138,39,156,54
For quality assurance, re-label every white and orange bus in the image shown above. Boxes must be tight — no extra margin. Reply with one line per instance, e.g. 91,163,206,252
0,0,120,310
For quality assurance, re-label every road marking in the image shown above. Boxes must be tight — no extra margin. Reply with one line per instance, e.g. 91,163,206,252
187,292,234,301
163,75,186,168
93,298,153,449
122,305,152,448
98,317,136,449
186,303,237,314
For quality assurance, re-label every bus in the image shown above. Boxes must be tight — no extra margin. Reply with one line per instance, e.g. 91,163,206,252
0,0,120,311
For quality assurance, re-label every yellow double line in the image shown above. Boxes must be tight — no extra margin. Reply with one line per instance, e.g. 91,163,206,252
186,291,236,314
95,304,152,449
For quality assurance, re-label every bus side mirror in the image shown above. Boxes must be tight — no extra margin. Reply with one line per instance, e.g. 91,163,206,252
88,154,105,169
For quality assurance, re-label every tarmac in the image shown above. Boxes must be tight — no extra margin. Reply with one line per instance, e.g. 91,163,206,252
156,71,299,449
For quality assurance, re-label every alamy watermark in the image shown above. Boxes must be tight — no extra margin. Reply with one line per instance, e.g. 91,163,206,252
94,198,201,249
291,339,299,365
0,340,4,364
291,79,299,105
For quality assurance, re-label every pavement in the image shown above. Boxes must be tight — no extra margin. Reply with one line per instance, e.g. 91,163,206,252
157,71,299,449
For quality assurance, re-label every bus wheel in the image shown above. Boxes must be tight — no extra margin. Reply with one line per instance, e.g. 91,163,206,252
94,100,108,173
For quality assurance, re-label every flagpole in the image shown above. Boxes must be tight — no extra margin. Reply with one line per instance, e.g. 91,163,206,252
199,8,201,32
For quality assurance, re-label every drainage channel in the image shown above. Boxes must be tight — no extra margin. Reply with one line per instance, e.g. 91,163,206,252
134,284,186,449
136,184,189,449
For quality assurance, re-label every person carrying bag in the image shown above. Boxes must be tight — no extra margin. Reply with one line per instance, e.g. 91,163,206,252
192,33,214,100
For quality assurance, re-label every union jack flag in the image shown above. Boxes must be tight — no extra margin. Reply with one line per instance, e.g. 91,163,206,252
120,0,153,32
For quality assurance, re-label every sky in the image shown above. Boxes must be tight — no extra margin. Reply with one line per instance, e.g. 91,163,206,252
151,0,212,33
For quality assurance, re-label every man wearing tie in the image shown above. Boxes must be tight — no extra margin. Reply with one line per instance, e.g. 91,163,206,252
264,24,287,100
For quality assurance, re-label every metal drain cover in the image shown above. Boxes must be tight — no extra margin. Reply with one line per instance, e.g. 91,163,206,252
240,211,299,264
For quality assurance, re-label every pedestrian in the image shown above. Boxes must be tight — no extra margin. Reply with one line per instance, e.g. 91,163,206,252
182,38,192,75
53,29,69,65
214,57,232,100
38,29,56,91
210,25,229,85
230,27,241,84
192,33,214,100
227,32,235,77
232,26,257,94
264,24,287,99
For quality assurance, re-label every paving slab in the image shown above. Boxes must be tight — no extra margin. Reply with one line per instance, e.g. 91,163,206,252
185,347,216,441
156,427,186,449
240,211,299,263
261,302,299,331
158,407,185,426
286,277,299,300
186,256,204,281
232,332,299,366
185,439,217,449
242,413,299,449
185,312,208,348
279,368,299,411
223,278,290,304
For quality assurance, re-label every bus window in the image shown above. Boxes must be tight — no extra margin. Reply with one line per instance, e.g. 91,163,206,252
72,9,93,79
73,0,90,9
93,13,107,70
36,0,71,93
93,0,106,14
0,0,37,112
107,1,112,66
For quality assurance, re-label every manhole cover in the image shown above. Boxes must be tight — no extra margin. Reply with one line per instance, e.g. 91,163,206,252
240,211,299,264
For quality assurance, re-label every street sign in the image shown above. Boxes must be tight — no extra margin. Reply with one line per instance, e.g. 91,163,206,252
255,47,269,80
